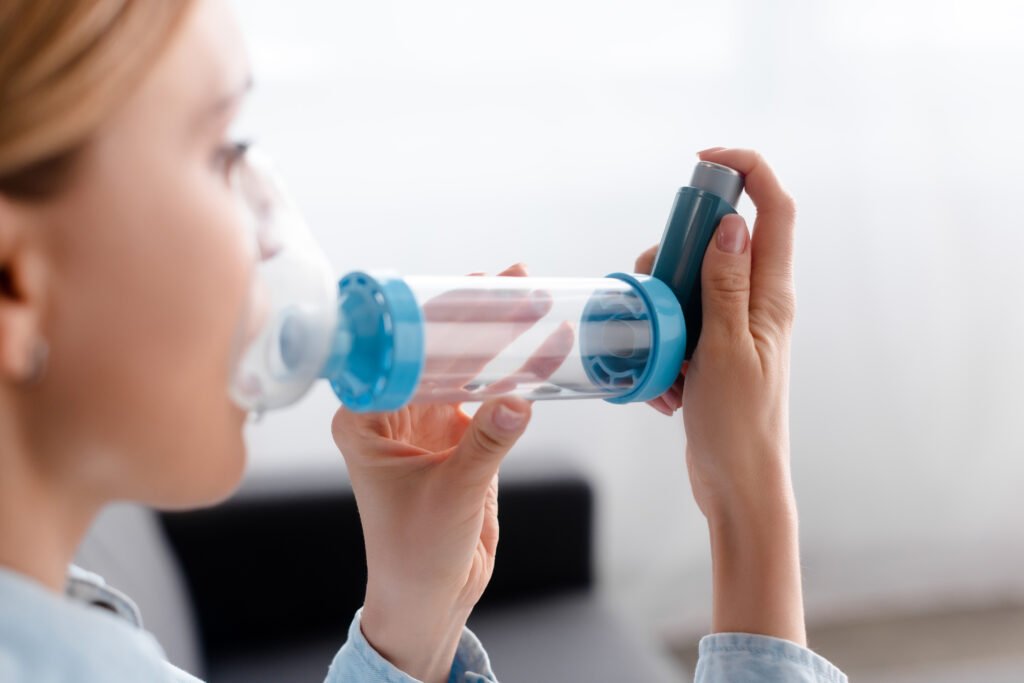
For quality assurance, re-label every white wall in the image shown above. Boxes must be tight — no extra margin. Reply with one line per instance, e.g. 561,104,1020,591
232,0,1024,638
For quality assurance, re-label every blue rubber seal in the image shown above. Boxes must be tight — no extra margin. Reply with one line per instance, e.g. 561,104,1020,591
601,272,686,404
325,271,424,412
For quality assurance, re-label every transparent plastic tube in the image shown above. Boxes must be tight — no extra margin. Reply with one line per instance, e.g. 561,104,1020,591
323,271,686,412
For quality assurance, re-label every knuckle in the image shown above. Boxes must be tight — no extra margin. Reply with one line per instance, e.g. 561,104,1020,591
744,149,766,175
470,425,506,456
767,294,797,330
753,292,796,337
776,192,798,222
750,325,782,359
706,269,750,302
779,290,797,325
764,284,797,323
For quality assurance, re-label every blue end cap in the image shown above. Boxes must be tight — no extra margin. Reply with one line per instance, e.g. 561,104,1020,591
602,272,686,405
326,271,424,413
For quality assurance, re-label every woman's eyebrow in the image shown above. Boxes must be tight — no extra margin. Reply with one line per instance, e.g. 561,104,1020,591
199,74,254,124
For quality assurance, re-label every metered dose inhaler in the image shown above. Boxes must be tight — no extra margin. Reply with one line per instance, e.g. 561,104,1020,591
651,161,745,359
228,149,742,414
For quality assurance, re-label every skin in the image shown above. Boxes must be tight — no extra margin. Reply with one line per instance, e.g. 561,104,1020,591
334,264,540,682
638,147,804,644
0,0,805,677
336,146,805,680
0,0,254,591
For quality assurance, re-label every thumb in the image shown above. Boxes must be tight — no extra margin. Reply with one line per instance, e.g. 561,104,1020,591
701,213,752,339
445,397,531,487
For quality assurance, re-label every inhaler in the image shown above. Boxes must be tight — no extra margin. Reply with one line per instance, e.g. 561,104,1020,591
228,149,744,415
650,161,744,360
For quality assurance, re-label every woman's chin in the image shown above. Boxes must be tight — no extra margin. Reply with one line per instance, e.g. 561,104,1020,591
152,429,248,511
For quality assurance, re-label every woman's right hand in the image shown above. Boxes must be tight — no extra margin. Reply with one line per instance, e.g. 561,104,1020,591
636,148,805,644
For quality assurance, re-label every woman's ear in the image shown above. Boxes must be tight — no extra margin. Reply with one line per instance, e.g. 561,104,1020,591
0,195,49,384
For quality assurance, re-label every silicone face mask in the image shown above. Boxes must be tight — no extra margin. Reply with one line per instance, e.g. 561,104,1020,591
227,146,337,415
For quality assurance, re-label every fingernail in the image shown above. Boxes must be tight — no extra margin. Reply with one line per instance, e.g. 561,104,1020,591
493,403,527,431
716,214,749,254
698,146,727,155
667,391,682,412
650,400,672,417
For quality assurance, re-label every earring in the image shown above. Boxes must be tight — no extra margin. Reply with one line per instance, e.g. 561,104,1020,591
20,338,48,386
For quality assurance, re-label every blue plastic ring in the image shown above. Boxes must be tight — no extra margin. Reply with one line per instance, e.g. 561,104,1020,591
602,272,686,404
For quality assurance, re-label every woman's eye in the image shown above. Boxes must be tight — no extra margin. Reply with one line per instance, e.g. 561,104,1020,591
212,140,250,181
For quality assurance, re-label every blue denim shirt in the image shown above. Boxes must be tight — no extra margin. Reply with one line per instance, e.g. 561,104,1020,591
0,566,847,683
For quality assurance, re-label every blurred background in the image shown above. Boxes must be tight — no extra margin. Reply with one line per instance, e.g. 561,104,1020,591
198,0,1024,680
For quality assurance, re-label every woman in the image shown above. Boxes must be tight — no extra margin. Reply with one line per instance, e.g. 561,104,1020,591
0,1,846,681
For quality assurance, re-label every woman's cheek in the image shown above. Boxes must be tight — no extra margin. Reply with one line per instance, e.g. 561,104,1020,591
184,174,257,358
154,193,253,507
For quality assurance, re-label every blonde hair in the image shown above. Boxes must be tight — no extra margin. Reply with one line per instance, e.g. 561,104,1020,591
0,0,193,200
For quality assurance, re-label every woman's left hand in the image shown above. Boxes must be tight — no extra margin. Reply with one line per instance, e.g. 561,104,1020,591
331,266,538,683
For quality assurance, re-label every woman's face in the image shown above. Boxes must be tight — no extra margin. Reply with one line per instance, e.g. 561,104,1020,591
24,0,256,508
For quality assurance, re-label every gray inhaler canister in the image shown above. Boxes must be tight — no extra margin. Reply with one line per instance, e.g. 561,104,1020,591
650,161,745,359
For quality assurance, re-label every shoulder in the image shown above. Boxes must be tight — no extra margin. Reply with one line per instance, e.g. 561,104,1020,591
0,566,175,683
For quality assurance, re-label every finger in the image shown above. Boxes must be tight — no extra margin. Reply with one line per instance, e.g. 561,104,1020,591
697,148,796,324
426,263,547,325
423,286,551,323
646,358,688,415
646,395,673,416
422,278,555,388
454,265,529,328
480,321,575,395
651,376,684,413
498,263,529,277
331,407,430,465
663,385,682,412
444,397,531,488
479,475,501,556
422,290,554,385
421,263,546,389
331,407,387,449
429,264,534,326
634,245,659,275
700,213,752,339
698,147,795,252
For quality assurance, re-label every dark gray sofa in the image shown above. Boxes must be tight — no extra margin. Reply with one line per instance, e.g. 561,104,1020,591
76,462,683,683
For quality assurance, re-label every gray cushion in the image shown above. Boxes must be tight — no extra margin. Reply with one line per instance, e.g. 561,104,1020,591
207,594,684,683
468,594,685,683
74,503,203,678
